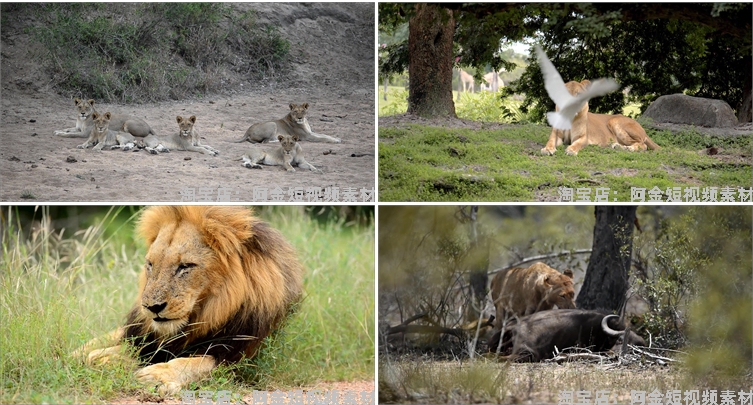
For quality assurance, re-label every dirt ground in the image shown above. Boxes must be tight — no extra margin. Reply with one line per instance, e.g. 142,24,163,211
111,380,376,405
1,3,375,203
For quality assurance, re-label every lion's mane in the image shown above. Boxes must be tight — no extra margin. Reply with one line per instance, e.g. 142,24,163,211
124,206,303,365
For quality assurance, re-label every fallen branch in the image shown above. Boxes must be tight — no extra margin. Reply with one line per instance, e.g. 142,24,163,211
629,344,678,363
385,324,466,339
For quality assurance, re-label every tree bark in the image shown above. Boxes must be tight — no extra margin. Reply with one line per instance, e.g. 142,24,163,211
576,206,637,311
407,4,457,118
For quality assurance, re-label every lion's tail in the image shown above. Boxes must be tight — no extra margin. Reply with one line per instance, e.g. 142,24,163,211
645,136,660,150
233,135,248,143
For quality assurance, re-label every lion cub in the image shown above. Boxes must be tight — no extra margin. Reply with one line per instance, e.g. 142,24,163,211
240,134,322,173
235,103,342,144
55,98,157,138
140,116,219,156
77,112,137,151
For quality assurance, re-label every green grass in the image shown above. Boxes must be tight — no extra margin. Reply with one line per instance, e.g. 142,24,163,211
0,206,374,404
8,3,289,103
379,123,752,202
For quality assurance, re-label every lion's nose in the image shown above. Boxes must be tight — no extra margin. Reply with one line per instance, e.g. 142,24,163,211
145,302,167,315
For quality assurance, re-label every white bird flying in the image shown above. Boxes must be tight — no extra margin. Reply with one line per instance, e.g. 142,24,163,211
535,45,620,130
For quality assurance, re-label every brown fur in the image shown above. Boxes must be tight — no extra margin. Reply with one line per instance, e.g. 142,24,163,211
76,206,303,396
541,80,660,156
234,103,342,144
490,262,575,329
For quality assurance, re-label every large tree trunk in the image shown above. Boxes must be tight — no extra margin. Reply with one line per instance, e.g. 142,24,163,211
407,4,457,118
576,206,637,311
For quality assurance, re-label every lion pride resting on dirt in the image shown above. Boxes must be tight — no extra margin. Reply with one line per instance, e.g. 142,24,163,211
490,262,575,330
74,206,303,396
541,80,660,156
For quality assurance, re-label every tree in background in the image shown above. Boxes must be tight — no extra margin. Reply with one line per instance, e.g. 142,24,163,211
576,206,636,311
379,3,751,121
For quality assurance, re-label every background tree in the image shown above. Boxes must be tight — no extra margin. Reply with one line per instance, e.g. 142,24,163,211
576,206,636,311
379,3,752,121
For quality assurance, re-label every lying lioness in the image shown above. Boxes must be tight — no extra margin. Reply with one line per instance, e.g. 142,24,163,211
541,80,660,156
235,103,341,144
55,98,157,138
139,116,218,156
240,134,322,173
77,112,137,151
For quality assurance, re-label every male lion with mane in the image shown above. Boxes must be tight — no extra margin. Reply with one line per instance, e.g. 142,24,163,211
541,80,660,156
75,206,303,396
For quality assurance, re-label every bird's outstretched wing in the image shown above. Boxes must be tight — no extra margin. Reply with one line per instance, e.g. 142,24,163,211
535,46,619,130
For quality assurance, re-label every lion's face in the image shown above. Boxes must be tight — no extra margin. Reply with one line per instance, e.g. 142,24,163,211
140,220,216,337
277,134,299,155
91,112,112,136
288,103,309,124
543,270,576,310
75,98,96,120
177,115,196,139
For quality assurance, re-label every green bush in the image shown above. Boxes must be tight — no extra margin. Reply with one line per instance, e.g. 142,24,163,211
24,3,290,103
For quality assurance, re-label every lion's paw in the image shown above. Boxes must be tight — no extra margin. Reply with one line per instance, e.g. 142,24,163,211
135,364,183,397
85,346,131,367
565,148,579,156
540,148,555,156
286,168,296,173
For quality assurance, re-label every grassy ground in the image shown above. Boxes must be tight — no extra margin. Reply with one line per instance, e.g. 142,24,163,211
0,206,374,404
379,358,751,404
379,123,751,202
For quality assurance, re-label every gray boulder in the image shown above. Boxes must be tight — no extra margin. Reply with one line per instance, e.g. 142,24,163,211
643,94,738,128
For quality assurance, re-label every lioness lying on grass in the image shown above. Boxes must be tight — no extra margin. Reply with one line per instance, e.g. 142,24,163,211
541,80,660,156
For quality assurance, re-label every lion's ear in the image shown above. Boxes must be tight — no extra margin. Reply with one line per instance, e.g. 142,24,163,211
176,116,182,123
200,207,255,257
104,112,112,120
74,98,81,104
563,269,574,279
292,134,300,142
277,135,284,142
289,103,295,110
88,99,95,106
189,116,196,123
302,103,309,109
92,112,99,120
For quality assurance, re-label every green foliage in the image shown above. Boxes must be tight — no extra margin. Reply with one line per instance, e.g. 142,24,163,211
0,206,373,403
23,3,289,103
378,3,751,121
684,207,752,381
455,92,529,124
379,123,751,202
378,87,409,116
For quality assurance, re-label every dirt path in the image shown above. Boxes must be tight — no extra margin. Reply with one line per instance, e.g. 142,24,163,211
110,380,375,405
1,3,375,203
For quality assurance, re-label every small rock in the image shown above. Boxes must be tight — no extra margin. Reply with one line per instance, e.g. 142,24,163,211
8,156,20,162
31,133,37,136
29,119,36,123
209,164,218,169
184,157,191,161
66,156,77,163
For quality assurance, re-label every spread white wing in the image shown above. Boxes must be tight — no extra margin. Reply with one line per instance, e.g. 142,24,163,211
535,46,619,130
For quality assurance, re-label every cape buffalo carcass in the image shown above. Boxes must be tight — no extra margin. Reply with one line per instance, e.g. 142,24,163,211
487,309,642,361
